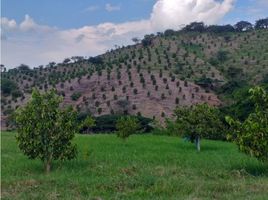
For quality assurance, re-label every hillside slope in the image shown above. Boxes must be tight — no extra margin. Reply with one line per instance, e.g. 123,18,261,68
1,28,268,128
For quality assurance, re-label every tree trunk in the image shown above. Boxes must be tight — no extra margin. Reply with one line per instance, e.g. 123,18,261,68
45,161,51,173
44,154,52,173
195,136,201,152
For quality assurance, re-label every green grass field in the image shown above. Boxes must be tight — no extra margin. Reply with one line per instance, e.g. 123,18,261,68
1,132,268,200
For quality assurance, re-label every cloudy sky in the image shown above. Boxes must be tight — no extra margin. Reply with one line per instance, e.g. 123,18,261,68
1,0,268,69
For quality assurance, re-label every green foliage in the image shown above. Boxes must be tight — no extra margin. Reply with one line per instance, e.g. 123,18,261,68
220,85,254,120
71,92,82,101
142,34,154,47
70,112,154,133
174,104,226,150
217,50,229,63
15,89,78,172
79,116,96,134
1,78,19,96
116,116,140,140
226,87,268,161
255,18,268,29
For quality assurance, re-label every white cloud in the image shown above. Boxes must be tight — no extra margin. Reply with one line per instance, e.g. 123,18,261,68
1,17,17,31
105,3,121,12
150,0,235,31
1,0,236,68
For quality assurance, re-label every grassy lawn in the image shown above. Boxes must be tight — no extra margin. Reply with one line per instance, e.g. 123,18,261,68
1,131,268,200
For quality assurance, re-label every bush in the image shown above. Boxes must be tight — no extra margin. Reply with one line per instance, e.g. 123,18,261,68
116,116,140,140
1,78,19,96
79,116,96,134
71,92,82,101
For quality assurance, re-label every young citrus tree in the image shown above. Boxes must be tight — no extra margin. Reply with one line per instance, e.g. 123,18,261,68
15,89,78,173
116,116,140,140
226,87,268,161
79,116,96,134
174,104,225,151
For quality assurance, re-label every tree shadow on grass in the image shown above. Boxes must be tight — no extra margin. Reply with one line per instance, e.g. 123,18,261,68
201,145,221,151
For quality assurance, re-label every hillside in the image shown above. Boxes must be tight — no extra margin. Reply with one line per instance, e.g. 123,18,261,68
1,27,268,129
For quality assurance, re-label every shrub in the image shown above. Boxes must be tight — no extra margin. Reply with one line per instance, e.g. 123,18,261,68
97,107,102,114
175,97,179,104
1,78,19,96
79,116,96,134
116,116,140,140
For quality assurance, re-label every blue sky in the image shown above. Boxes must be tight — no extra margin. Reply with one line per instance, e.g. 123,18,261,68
1,0,268,68
2,0,155,29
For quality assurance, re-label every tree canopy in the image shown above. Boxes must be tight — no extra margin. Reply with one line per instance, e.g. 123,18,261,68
116,116,140,140
15,89,78,172
174,104,225,151
234,21,253,32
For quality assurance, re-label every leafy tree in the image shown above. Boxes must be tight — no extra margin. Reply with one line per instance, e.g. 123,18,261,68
133,88,138,95
255,18,268,29
116,116,140,140
63,58,71,64
217,50,229,63
206,24,235,33
15,89,78,173
164,29,177,36
88,56,103,65
132,37,140,44
174,104,225,151
1,78,19,95
17,64,30,72
226,87,268,161
142,34,154,47
234,21,253,32
183,22,205,32
79,116,96,134
71,92,82,101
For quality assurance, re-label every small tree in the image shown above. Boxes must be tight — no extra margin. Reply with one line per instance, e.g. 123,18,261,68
226,87,268,161
116,116,140,140
79,116,96,134
174,104,224,151
15,89,78,173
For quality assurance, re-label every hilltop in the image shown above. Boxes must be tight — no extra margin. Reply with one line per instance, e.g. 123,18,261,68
1,20,268,129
